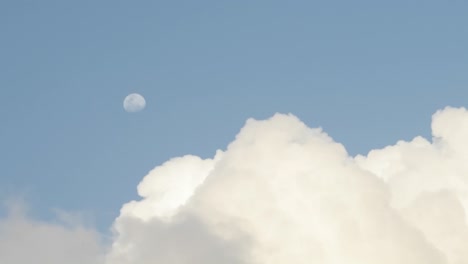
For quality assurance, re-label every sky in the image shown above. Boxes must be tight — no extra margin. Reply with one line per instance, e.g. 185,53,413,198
1,1,468,263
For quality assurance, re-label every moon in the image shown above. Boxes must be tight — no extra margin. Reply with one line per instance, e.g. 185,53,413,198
123,93,146,113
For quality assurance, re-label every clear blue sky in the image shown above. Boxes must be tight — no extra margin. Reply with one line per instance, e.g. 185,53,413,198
1,0,467,229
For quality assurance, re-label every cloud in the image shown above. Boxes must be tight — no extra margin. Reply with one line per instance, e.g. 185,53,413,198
0,203,104,264
355,106,468,264
105,214,248,264
3,106,468,263
108,108,468,264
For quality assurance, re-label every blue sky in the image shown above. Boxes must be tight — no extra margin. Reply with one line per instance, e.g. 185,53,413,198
1,0,467,230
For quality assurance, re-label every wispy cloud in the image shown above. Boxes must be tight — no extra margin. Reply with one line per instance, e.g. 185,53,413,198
0,203,103,264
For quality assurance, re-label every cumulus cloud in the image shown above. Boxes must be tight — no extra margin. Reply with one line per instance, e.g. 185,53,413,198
4,106,468,264
105,214,248,264
355,106,468,264
107,106,468,264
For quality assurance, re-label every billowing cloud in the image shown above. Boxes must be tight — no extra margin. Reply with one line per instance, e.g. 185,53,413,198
4,106,468,264
107,106,468,264
355,107,468,264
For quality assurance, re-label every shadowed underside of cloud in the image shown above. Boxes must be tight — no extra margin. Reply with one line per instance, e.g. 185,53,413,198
3,106,468,264
106,214,249,264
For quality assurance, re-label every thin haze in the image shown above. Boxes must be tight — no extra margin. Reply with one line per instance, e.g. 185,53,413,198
1,0,468,263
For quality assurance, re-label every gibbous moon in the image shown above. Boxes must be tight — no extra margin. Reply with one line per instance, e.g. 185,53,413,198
123,93,146,112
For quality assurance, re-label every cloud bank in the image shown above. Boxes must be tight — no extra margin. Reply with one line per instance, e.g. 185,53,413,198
3,106,468,264
0,203,103,264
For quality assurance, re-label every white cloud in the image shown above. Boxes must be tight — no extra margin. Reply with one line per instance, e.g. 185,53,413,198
355,106,468,264
4,107,468,264
0,203,104,264
105,214,248,264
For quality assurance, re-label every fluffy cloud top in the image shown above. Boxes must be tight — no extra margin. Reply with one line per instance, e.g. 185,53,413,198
3,106,468,264
107,106,468,264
